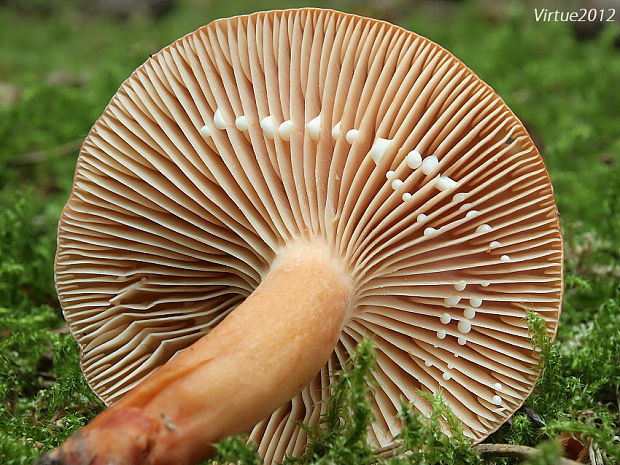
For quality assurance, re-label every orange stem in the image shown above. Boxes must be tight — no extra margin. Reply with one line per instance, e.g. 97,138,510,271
40,243,352,465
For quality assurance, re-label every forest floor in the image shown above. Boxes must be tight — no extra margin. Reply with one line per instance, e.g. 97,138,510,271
0,1,619,464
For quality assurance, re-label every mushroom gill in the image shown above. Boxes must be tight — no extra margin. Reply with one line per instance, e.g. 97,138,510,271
49,8,562,465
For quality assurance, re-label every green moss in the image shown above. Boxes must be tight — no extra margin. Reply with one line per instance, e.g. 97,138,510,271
391,392,481,465
206,435,263,465
285,340,377,465
522,439,562,465
1,1,619,464
203,341,482,465
491,303,620,461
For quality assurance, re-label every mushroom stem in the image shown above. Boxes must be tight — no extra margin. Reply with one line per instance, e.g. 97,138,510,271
40,242,353,465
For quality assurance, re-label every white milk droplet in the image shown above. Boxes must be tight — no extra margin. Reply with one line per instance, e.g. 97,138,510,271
406,149,422,169
260,116,277,140
453,193,467,203
214,109,227,129
436,176,458,191
331,121,341,138
307,114,321,141
235,115,249,131
346,129,360,144
199,125,211,137
391,179,404,190
463,308,476,319
368,138,393,163
278,120,294,140
421,155,439,175
457,320,472,334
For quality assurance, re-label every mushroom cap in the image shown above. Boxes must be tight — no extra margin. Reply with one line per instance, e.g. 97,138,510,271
55,8,563,463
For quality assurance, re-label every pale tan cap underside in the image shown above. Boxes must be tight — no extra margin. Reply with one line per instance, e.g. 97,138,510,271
55,8,563,463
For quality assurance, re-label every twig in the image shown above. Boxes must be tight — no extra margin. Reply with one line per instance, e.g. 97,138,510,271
475,443,581,464
372,441,402,460
372,441,583,464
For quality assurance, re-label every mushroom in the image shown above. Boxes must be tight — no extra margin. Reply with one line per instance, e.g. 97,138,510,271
43,8,563,465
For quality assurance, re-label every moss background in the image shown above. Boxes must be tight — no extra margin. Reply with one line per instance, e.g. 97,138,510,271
0,0,619,463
